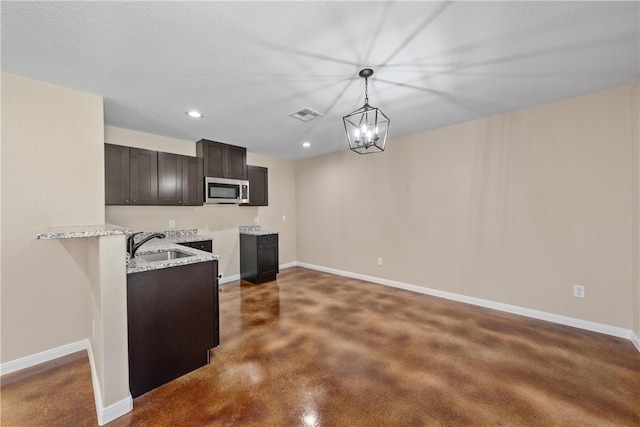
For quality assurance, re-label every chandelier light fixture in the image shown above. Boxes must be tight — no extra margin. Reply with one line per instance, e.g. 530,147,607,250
343,68,390,154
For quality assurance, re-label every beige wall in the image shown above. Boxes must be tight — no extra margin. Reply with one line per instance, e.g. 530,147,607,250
104,127,297,280
297,86,635,329
1,73,105,362
1,71,636,372
632,77,640,337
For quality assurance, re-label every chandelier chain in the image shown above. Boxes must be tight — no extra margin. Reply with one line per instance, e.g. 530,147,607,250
364,77,369,105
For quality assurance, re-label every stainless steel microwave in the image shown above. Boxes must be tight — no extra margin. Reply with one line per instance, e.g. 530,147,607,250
204,177,249,204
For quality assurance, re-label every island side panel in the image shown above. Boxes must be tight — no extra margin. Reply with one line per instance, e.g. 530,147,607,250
127,260,217,398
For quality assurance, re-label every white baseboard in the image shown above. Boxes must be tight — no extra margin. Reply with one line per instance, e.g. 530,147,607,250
86,342,133,425
296,262,640,352
280,261,297,270
219,273,240,284
631,331,640,352
0,340,88,376
99,396,133,425
1,338,132,425
219,262,296,285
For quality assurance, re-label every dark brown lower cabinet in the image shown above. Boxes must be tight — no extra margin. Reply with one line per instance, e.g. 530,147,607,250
240,233,279,284
127,260,219,398
177,239,213,253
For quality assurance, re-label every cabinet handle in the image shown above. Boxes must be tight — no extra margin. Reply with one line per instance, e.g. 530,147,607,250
178,201,182,205
132,199,136,203
125,199,129,204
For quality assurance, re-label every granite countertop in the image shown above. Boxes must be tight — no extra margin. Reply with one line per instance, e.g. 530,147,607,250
240,230,279,236
37,224,131,239
127,230,219,274
239,225,279,236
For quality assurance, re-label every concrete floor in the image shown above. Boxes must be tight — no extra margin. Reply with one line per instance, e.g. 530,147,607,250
2,267,639,426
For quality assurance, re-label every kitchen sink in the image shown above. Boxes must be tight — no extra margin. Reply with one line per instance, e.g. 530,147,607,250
135,250,193,263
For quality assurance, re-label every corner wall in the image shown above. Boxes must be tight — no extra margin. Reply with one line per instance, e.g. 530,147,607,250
632,77,640,338
1,73,105,362
87,234,131,419
297,85,635,330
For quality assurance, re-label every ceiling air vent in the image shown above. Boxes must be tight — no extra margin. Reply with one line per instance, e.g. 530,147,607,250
289,108,323,122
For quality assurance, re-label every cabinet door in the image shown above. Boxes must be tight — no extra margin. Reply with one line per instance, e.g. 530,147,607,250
258,242,279,278
199,140,226,178
105,144,130,205
157,152,182,205
182,156,204,206
130,148,158,205
226,144,248,180
197,139,247,180
246,165,268,206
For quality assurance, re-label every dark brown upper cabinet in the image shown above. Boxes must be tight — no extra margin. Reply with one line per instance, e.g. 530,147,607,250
243,165,268,206
105,144,130,205
196,139,247,180
129,147,158,205
157,152,203,206
181,155,204,206
106,144,201,206
105,144,157,205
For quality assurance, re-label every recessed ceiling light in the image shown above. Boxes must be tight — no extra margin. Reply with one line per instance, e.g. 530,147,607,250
186,110,203,118
302,142,311,148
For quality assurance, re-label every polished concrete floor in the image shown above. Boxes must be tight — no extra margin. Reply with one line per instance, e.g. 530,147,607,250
2,267,639,426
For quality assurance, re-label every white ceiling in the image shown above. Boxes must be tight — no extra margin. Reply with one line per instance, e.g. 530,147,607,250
2,1,639,161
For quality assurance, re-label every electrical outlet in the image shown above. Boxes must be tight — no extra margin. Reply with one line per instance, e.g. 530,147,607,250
282,215,287,222
573,285,585,298
169,220,175,228
254,217,259,224
377,257,383,266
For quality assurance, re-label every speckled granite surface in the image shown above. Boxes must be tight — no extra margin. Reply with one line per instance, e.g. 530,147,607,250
127,231,219,274
37,225,218,274
37,224,131,239
129,229,198,241
239,225,279,236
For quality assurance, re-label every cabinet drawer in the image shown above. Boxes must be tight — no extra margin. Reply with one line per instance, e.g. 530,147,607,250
257,234,278,245
178,240,213,253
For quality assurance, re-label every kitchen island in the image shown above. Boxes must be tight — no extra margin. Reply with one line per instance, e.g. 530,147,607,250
126,229,220,398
